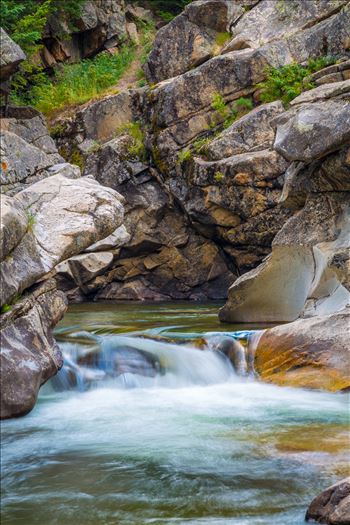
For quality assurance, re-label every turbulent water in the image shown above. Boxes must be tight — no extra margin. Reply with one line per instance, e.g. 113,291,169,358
1,303,349,525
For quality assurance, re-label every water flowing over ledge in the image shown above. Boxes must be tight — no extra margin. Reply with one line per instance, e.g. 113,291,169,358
1,303,349,525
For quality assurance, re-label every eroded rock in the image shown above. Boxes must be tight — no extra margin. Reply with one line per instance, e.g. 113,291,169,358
0,174,124,305
306,477,350,524
0,280,67,419
255,309,350,391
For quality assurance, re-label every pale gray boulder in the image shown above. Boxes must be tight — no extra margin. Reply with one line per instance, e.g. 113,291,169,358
0,174,124,306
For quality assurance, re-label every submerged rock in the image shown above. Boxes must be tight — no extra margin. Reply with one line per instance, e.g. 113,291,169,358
306,477,350,524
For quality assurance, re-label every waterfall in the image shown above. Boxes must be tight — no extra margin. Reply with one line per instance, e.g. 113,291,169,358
51,334,238,392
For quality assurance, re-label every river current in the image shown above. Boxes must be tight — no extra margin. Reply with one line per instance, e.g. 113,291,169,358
1,302,349,525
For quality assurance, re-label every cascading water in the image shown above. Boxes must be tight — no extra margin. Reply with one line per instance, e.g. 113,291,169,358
1,303,349,525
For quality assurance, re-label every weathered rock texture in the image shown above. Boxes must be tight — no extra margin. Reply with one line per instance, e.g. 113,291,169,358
53,0,350,300
0,28,26,81
54,133,236,301
306,477,350,524
255,309,350,391
0,280,67,419
144,0,248,83
0,174,124,306
0,92,126,418
220,83,350,323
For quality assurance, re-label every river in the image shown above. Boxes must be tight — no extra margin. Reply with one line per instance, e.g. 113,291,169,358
1,302,349,525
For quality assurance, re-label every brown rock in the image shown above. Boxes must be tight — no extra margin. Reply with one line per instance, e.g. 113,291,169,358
306,477,350,524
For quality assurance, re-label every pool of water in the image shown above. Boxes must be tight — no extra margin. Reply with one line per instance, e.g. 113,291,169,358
1,302,349,525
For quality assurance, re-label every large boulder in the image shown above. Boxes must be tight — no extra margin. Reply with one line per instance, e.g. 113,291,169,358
206,101,284,160
223,0,348,53
274,96,350,163
0,279,67,419
254,309,350,391
220,191,350,322
0,194,27,260
0,28,26,81
306,477,350,524
0,174,124,306
220,84,350,323
144,0,244,84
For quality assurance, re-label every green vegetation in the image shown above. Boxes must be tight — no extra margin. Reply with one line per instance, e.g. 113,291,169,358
211,93,254,129
4,1,156,117
214,171,224,182
13,44,137,116
134,0,191,22
49,123,65,139
193,136,212,156
235,97,254,112
177,148,192,164
211,93,229,118
1,304,12,314
215,32,231,47
1,1,87,103
70,149,85,171
0,292,23,314
258,56,337,106
116,122,147,161
25,210,36,232
1,0,86,56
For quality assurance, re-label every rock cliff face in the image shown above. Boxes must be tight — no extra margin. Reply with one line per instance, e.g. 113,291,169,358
35,1,154,70
0,42,126,417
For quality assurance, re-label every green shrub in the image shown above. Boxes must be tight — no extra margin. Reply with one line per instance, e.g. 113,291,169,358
214,171,224,182
70,149,85,171
211,93,229,118
177,148,192,163
235,97,254,111
193,136,212,156
14,44,137,116
1,304,12,314
49,123,65,139
116,122,147,160
215,32,231,47
25,210,36,232
258,57,337,106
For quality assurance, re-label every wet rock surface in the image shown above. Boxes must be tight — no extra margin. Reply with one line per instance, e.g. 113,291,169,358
0,280,67,419
306,477,350,524
255,309,350,391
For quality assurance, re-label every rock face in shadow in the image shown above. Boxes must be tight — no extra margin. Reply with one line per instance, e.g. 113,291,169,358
0,280,67,419
254,309,350,391
306,477,350,524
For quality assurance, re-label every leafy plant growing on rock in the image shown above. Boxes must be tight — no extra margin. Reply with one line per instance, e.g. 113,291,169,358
258,56,337,106
177,148,192,164
214,171,225,182
215,32,231,47
116,122,147,161
211,93,229,118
